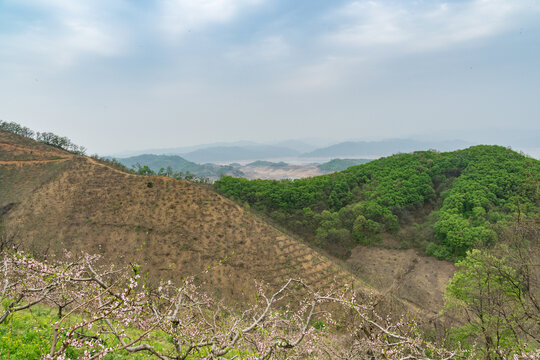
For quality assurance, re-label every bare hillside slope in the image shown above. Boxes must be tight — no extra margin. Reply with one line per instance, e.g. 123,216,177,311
0,131,358,305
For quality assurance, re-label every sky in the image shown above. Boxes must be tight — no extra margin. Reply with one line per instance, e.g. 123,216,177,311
0,0,539,155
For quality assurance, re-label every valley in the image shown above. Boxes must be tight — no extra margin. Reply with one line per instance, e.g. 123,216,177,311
1,124,538,359
113,153,373,181
2,1,539,357
0,128,452,318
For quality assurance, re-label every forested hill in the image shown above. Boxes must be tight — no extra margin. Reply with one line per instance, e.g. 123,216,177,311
215,145,539,260
115,154,244,180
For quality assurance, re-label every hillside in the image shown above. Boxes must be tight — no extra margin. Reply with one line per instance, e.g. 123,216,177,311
215,146,540,261
0,130,361,306
0,130,74,208
114,153,244,180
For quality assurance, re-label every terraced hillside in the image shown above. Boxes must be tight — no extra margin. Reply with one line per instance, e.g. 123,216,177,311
0,130,362,308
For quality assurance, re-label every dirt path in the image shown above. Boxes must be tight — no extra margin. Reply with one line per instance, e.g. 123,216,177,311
84,157,136,176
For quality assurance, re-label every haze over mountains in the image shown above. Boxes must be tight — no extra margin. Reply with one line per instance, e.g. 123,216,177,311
300,139,473,158
113,154,244,180
183,145,301,163
112,138,472,163
110,135,539,181
111,132,539,165
114,154,371,180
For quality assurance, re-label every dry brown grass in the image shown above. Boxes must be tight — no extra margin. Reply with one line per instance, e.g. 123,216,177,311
347,246,455,315
0,131,358,306
0,131,72,161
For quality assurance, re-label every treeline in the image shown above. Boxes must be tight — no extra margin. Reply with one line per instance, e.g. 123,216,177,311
215,145,539,260
132,163,211,184
0,120,87,155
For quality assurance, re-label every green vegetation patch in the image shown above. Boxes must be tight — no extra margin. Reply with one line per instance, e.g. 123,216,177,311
215,146,539,260
0,306,178,359
317,158,371,172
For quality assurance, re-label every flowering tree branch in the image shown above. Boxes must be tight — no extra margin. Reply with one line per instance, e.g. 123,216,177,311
1,250,476,359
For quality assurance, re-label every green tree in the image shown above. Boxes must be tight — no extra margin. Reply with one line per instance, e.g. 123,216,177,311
444,221,539,359
132,163,155,175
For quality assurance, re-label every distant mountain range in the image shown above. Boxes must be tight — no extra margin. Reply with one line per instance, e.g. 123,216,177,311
114,154,244,180
111,139,332,158
109,129,540,162
111,141,261,158
181,145,300,163
301,139,472,158
111,138,481,164
114,155,373,180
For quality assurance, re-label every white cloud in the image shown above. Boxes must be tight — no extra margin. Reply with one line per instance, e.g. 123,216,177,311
273,0,540,96
159,0,264,37
0,0,128,67
329,0,540,51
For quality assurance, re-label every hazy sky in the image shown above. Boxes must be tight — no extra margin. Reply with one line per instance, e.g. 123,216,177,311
1,0,539,154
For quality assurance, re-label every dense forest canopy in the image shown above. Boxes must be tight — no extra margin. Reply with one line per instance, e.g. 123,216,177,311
215,145,539,260
317,158,371,172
